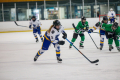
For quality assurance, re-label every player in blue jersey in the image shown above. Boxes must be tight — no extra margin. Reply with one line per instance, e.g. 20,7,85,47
108,8,116,24
34,20,67,63
29,16,43,42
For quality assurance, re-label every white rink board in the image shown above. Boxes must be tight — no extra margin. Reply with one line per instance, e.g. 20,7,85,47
0,30,120,80
0,18,99,32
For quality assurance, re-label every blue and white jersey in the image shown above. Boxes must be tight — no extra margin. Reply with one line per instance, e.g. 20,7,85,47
92,22,111,31
44,26,65,44
29,19,41,29
108,11,116,18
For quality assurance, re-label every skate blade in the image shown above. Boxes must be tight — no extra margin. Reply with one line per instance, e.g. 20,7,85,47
79,47,84,49
57,61,62,63
36,41,39,43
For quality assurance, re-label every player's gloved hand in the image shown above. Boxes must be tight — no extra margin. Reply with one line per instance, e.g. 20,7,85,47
101,20,104,23
58,41,65,45
96,22,100,26
88,29,93,33
81,29,85,32
85,27,89,32
29,25,32,29
62,32,67,39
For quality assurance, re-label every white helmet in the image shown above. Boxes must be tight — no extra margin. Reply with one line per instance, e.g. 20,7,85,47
110,8,113,11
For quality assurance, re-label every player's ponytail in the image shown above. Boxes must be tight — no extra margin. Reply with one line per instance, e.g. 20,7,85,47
47,25,54,33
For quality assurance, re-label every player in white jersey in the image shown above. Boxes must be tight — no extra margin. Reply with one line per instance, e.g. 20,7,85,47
34,20,67,63
29,16,43,42
107,8,116,24
88,16,112,50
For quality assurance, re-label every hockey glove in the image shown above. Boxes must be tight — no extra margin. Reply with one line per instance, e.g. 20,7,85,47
88,29,93,33
62,32,67,39
58,41,65,45
95,22,100,26
85,27,89,31
101,20,104,23
29,25,32,29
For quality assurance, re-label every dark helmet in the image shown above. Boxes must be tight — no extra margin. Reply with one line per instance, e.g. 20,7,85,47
32,16,36,19
53,20,61,26
31,16,36,22
103,16,108,20
113,22,118,29
81,16,86,20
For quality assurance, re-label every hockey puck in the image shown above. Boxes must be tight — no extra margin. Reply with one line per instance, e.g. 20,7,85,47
95,64,98,65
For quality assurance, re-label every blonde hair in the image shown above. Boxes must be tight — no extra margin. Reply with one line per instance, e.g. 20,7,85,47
47,25,54,33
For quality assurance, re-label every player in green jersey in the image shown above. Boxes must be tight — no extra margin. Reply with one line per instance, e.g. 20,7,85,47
102,22,120,52
69,16,89,49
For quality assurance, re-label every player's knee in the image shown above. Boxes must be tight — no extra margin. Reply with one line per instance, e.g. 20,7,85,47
73,33,78,39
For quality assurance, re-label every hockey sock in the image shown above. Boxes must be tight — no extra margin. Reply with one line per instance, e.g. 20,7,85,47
39,34,43,40
55,44,60,57
33,33,38,39
36,49,45,56
80,36,85,45
108,38,113,45
114,39,119,47
56,52,60,57
100,35,105,46
70,38,76,46
80,41,84,46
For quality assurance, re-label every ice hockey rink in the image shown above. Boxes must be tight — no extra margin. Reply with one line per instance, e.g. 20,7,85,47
0,30,120,80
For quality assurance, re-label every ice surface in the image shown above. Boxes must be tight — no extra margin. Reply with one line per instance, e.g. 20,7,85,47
0,30,120,80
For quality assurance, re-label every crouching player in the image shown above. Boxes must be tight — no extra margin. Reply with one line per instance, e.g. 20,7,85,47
102,22,120,52
88,16,110,50
29,16,43,42
69,16,89,49
34,20,67,63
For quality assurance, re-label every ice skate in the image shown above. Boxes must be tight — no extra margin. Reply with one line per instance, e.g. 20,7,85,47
100,46,103,50
109,45,113,51
57,57,62,63
79,44,84,49
117,47,120,52
34,55,39,62
36,38,39,42
69,45,72,49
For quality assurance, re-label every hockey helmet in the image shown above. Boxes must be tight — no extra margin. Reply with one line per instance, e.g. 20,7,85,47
53,20,61,26
112,22,118,29
103,16,108,20
81,16,86,20
110,8,113,11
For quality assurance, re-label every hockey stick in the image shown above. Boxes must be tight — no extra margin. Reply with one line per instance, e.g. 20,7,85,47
66,38,99,64
14,21,30,28
72,23,99,49
72,24,99,34
88,33,99,49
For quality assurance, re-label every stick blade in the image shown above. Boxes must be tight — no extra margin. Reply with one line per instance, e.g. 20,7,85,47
91,59,99,63
14,21,18,26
